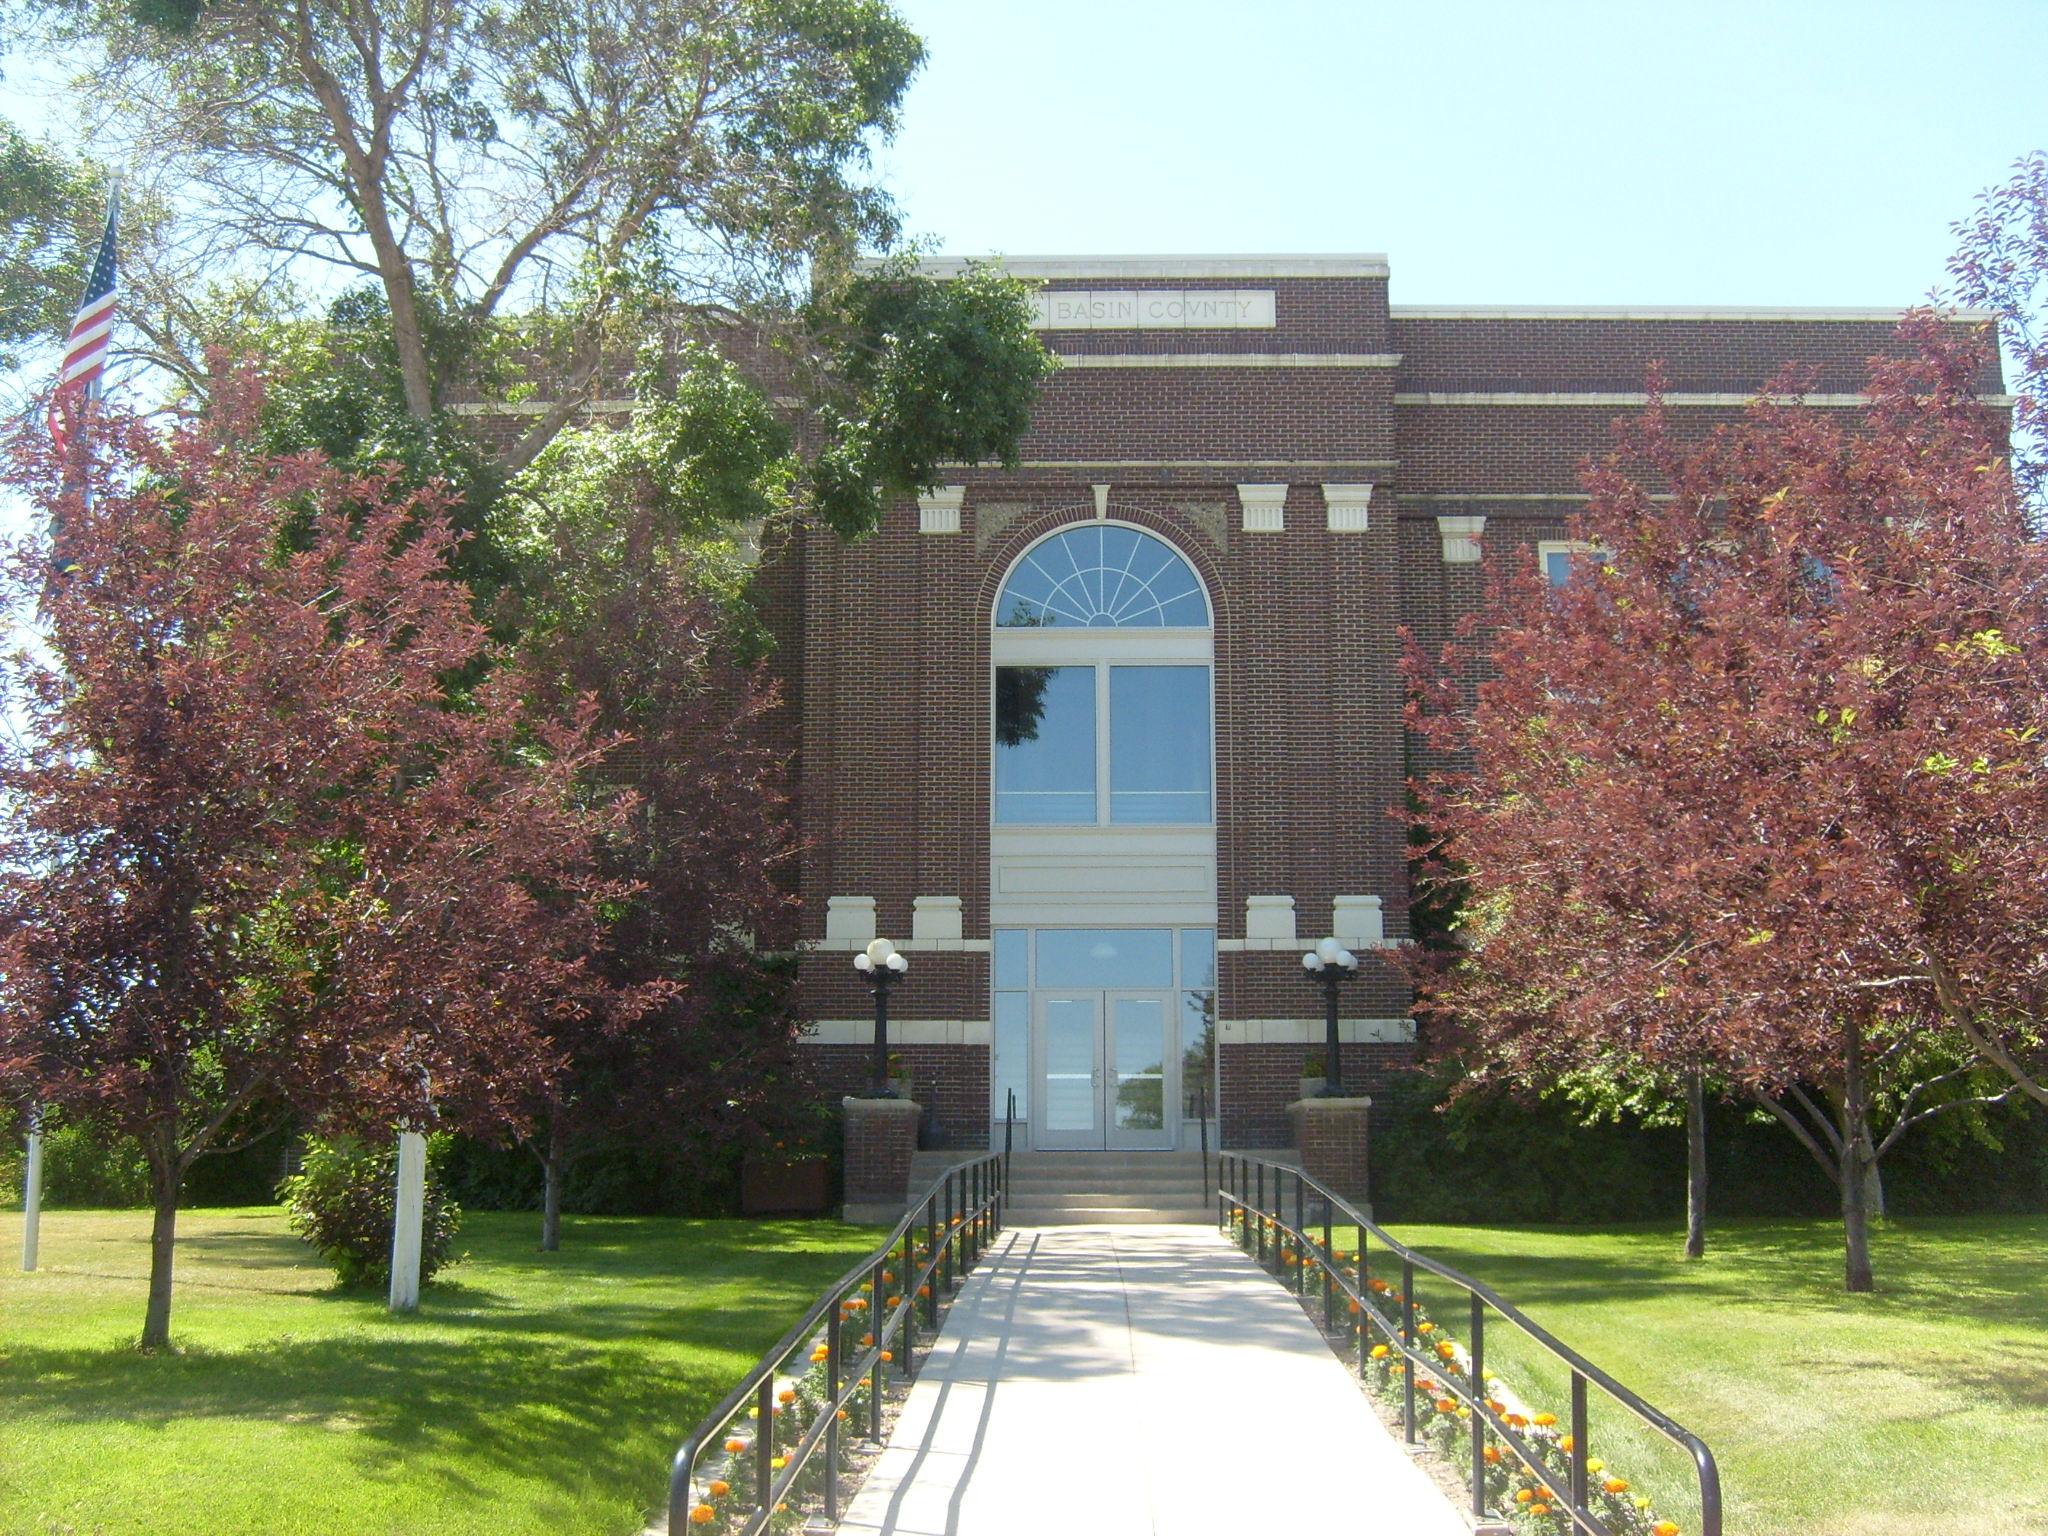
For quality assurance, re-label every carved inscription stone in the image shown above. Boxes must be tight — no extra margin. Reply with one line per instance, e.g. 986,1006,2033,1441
1030,290,1277,329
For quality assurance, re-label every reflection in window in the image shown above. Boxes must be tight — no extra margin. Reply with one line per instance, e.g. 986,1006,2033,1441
992,992,1028,1121
1110,666,1211,822
1035,929,1175,989
994,665,1095,822
998,525,1208,628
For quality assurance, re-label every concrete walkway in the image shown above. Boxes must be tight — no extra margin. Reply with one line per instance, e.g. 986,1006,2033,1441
836,1225,1471,1536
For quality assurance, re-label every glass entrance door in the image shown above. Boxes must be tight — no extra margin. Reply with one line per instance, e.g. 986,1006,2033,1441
1030,992,1178,1150
1034,994,1101,1150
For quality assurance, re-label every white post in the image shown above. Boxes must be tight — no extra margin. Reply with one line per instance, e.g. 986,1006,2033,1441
21,1114,44,1272
388,1131,426,1312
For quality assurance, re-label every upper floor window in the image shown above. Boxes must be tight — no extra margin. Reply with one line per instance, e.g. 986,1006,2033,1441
993,523,1214,826
997,525,1209,628
1539,539,1612,587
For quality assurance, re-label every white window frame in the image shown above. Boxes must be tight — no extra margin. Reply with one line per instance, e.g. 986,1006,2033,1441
992,523,1214,829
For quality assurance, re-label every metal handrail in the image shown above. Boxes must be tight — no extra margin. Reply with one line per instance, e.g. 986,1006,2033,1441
668,1151,1006,1535
1218,1152,1722,1536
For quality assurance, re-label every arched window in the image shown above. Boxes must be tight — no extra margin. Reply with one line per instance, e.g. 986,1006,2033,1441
993,524,1213,825
996,525,1209,629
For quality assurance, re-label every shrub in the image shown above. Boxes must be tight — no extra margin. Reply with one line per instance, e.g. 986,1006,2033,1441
279,1135,462,1288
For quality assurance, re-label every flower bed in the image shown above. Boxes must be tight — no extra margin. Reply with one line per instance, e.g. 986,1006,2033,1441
1231,1210,1688,1536
679,1219,972,1533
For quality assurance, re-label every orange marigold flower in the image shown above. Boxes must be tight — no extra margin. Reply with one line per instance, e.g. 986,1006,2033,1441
1559,1435,1575,1453
1370,1344,1390,1359
1435,1398,1457,1413
1348,1299,1362,1314
1532,1412,1557,1427
1505,1413,1528,1428
1604,1477,1630,1494
1485,1399,1505,1414
1437,1341,1455,1358
1417,1322,1434,1334
707,1481,730,1498
880,1351,894,1363
1514,1490,1535,1504
887,1296,901,1308
778,1389,796,1405
689,1506,716,1525
918,1285,932,1298
1483,1447,1501,1464
723,1438,747,1454
1654,1524,1682,1536
1530,1504,1550,1517
1369,1278,1389,1293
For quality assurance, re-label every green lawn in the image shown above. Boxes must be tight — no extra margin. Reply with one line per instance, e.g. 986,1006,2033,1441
0,1207,884,1536
1366,1216,2048,1536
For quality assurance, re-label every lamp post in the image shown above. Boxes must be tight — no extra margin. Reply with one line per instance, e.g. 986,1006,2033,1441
853,937,910,1096
1300,936,1359,1096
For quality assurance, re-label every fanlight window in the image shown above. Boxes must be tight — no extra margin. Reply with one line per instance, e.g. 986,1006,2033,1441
997,525,1208,628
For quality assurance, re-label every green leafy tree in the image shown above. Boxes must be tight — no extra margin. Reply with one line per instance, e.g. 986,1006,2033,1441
11,0,1054,546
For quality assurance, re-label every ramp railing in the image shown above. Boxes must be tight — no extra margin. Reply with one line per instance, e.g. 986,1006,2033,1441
1220,1153,1721,1536
668,1152,1005,1534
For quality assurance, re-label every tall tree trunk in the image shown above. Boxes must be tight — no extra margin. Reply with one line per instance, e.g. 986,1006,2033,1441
1840,1018,1875,1293
1684,1071,1708,1261
540,1120,563,1254
141,1146,182,1350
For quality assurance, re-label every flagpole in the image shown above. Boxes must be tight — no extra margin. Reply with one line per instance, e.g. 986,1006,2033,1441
49,177,120,577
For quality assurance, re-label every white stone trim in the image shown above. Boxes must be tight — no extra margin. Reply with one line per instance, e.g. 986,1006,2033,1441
896,255,1391,279
1322,483,1374,533
911,896,963,942
1055,353,1401,368
1437,515,1486,564
1092,483,1110,518
823,896,876,943
1244,894,1297,941
1237,483,1288,534
804,936,993,954
947,458,1398,471
1389,305,1994,321
918,485,965,534
1332,894,1384,946
1218,936,1398,952
1217,1017,1415,1044
1396,392,1875,407
799,1019,994,1046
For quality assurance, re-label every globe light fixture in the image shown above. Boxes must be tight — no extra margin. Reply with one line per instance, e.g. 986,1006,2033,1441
1300,936,1359,1096
854,937,910,1095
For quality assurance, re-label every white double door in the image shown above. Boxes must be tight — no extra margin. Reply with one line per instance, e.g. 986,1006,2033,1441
1033,992,1177,1150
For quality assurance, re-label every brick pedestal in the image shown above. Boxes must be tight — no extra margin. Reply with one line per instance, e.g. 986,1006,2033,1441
842,1096,920,1223
1288,1095,1373,1215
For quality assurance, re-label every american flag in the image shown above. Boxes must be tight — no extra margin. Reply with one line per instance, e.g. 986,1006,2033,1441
47,190,119,457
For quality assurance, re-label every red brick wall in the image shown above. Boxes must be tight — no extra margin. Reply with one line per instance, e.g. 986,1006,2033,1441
1220,1041,1413,1149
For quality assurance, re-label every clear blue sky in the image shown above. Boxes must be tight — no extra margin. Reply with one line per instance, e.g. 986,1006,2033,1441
874,0,2048,307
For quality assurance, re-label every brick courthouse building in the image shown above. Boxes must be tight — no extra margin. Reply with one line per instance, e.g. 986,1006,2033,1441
769,254,1990,1153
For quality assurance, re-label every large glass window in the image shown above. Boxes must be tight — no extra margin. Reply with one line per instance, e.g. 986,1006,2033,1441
1036,928,1175,989
996,525,1208,628
993,665,1096,823
1110,666,1211,823
994,663,1212,825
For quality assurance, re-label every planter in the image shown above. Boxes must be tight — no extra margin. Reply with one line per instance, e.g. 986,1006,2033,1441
888,1074,915,1101
740,1156,833,1216
1298,1076,1326,1101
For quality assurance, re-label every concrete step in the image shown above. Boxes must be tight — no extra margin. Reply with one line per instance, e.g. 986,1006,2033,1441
1019,1214,1212,1227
